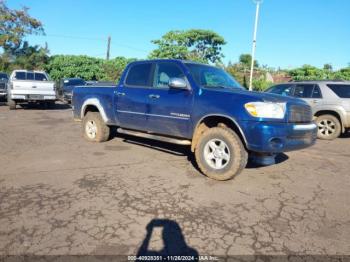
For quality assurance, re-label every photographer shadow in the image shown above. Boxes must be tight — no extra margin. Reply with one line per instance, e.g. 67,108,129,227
137,219,199,260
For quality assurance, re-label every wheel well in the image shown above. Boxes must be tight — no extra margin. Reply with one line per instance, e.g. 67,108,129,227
83,105,99,116
191,115,246,152
315,110,342,126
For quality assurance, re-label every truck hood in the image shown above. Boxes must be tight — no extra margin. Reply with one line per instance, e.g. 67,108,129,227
208,87,307,105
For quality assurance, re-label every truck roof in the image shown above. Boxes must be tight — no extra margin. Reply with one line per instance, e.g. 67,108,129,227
12,70,47,73
129,58,205,65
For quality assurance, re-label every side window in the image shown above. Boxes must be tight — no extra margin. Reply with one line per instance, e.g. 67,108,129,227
327,84,350,98
15,72,26,80
293,84,314,98
27,72,34,80
35,73,48,81
312,85,322,98
125,63,153,87
268,84,293,96
154,63,185,88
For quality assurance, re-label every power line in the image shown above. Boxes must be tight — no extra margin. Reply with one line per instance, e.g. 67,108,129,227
32,33,149,54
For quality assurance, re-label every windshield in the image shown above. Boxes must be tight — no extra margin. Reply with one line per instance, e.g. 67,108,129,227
185,63,243,89
0,73,8,80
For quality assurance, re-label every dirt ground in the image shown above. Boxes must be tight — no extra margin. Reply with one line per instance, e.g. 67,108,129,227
0,102,350,257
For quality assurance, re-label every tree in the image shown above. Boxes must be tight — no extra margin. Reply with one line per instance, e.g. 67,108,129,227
239,53,259,68
0,1,44,52
323,63,333,71
101,56,137,82
149,29,226,64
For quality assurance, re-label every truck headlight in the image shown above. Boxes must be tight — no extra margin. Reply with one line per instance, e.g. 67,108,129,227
244,102,286,119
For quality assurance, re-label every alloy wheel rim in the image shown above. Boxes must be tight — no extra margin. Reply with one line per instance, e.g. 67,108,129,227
318,119,336,136
85,120,97,139
204,139,230,170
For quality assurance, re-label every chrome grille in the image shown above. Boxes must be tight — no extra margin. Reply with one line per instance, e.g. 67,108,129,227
288,104,312,123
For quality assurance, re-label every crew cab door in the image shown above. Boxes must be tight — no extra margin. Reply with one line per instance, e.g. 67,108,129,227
145,62,193,138
115,62,154,130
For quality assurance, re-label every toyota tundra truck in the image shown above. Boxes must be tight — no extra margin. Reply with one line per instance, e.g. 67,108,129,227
72,59,317,181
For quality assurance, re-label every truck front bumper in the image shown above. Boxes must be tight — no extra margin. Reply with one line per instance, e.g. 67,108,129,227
240,121,317,153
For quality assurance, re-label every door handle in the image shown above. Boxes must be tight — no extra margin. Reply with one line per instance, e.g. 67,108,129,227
115,91,125,96
148,94,160,99
313,100,319,103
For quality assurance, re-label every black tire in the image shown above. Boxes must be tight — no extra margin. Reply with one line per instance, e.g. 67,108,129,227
82,112,110,142
7,97,16,110
194,127,248,181
316,114,341,140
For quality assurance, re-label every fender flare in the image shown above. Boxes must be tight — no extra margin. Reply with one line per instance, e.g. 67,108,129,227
81,98,109,123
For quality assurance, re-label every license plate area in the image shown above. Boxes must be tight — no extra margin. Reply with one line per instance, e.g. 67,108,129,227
28,95,43,100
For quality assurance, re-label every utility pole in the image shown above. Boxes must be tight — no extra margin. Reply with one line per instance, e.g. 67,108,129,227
106,36,111,60
249,0,262,91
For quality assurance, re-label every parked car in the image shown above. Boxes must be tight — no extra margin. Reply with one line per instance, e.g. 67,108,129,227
265,81,350,140
58,78,86,103
7,70,56,110
0,72,9,101
72,59,317,181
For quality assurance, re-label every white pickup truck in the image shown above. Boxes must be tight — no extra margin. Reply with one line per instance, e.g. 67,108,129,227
7,70,56,110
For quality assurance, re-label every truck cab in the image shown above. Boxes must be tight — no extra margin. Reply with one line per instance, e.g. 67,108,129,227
72,59,317,181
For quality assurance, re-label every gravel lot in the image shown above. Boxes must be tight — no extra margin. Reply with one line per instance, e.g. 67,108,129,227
0,102,350,257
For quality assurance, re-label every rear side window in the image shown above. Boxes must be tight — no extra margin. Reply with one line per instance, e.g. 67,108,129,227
327,84,350,98
125,63,153,87
293,84,314,98
34,73,48,81
15,72,26,80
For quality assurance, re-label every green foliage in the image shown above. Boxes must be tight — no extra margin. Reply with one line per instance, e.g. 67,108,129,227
45,55,105,81
288,64,350,81
252,77,273,91
239,53,259,68
45,55,136,82
11,41,49,70
149,29,226,63
0,1,44,52
100,57,136,81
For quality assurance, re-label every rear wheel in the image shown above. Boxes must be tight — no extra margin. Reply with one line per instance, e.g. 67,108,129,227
195,127,248,181
82,112,110,142
316,114,341,140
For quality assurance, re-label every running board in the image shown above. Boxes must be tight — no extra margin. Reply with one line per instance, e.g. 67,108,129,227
117,128,191,145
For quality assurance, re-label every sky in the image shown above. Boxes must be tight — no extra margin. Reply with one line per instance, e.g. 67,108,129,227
7,0,350,69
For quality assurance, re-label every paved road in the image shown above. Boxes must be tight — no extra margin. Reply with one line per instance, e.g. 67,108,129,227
0,103,349,256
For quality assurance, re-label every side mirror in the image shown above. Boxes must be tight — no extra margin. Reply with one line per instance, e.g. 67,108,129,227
168,78,188,90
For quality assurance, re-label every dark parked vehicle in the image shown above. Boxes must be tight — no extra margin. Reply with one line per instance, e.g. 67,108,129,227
58,78,86,103
265,81,350,140
0,72,9,101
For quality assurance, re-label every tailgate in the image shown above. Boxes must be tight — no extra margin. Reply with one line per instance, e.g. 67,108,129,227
12,80,55,93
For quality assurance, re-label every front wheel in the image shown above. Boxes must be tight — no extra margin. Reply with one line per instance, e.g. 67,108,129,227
195,127,248,181
316,114,341,140
82,112,110,142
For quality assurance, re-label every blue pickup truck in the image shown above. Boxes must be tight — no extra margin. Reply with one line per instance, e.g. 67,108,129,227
72,59,317,180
